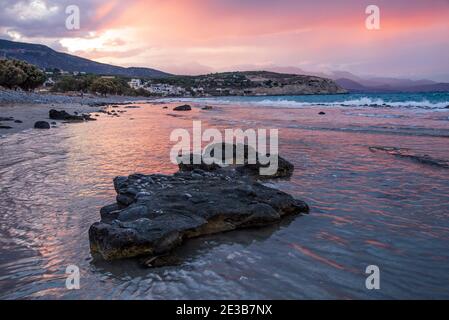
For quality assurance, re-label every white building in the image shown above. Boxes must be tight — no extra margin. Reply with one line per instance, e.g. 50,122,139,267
191,87,204,94
128,79,143,89
43,78,55,87
145,83,186,96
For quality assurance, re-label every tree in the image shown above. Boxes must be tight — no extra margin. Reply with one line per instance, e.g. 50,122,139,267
89,78,117,96
89,77,133,96
52,75,96,92
0,59,45,90
0,60,27,89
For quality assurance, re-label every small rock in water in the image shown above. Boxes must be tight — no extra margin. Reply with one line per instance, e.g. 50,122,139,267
49,109,84,121
202,105,213,110
0,125,13,129
318,111,326,115
14,120,23,123
173,104,192,111
34,121,50,129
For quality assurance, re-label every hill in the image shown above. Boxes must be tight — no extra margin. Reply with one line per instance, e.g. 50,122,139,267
0,39,171,78
159,71,347,96
335,77,449,93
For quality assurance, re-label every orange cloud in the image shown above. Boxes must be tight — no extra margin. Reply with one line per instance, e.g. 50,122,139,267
59,0,448,78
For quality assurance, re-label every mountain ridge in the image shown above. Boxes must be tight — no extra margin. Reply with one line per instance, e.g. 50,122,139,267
0,39,171,78
335,77,449,93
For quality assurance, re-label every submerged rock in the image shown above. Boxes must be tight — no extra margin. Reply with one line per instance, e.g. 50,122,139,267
202,105,213,110
369,146,449,169
89,167,308,261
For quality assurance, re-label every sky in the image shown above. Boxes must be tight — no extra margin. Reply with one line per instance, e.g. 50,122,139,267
0,0,448,80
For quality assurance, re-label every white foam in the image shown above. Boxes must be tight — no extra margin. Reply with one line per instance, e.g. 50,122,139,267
158,96,449,110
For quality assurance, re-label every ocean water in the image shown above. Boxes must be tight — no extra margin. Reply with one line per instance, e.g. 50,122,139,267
167,92,449,110
0,94,449,299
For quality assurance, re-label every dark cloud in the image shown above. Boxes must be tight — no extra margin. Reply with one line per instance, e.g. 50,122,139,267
0,0,124,38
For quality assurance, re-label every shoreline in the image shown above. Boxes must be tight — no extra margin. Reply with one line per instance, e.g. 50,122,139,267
0,88,152,105
0,89,154,135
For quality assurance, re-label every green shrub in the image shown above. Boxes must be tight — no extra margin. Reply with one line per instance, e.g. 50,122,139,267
52,75,96,92
89,77,135,96
0,59,45,90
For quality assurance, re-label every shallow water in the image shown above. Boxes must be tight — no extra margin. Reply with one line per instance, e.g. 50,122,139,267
0,102,448,299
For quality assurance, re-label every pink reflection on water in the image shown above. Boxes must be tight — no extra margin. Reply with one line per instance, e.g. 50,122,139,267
290,243,345,270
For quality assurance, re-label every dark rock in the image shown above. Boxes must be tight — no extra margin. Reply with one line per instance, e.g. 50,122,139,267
51,121,57,125
173,104,192,111
178,143,294,179
124,105,141,109
0,125,13,129
0,117,14,121
318,111,326,115
167,113,184,118
49,109,84,121
89,169,308,261
82,114,96,121
34,121,50,129
14,120,23,123
202,105,213,110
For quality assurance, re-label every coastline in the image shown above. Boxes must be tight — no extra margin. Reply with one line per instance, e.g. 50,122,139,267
0,89,153,135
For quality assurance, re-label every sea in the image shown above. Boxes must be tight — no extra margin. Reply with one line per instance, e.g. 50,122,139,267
0,92,448,299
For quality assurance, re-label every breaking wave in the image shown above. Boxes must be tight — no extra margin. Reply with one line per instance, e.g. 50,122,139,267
161,93,449,110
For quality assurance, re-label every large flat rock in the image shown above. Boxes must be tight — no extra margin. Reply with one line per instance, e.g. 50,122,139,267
89,169,309,260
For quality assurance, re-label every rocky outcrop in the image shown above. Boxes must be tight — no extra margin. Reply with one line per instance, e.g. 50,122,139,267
49,109,95,121
89,169,308,261
89,146,308,262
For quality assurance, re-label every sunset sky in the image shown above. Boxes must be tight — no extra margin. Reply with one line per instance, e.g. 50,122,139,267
0,0,448,80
